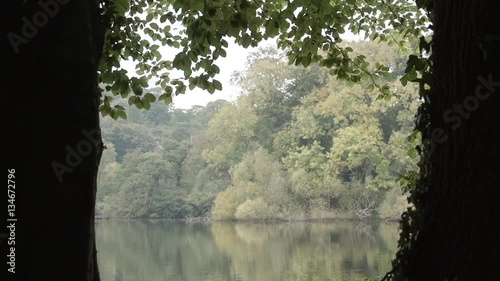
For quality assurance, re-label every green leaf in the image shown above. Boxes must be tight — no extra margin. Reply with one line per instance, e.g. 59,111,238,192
176,84,187,95
110,109,119,120
115,0,129,15
117,110,127,119
188,81,196,90
135,99,143,109
99,104,111,116
400,76,408,86
144,93,156,102
382,71,393,79
132,85,143,95
381,85,391,95
128,96,137,105
207,83,215,94
408,146,418,159
242,35,252,48
211,64,220,74
164,94,173,104
152,50,162,59
213,80,222,91
165,86,173,95
190,1,204,11
138,77,149,87
302,56,311,67
406,69,418,81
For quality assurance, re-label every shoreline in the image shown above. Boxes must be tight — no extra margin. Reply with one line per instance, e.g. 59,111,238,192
95,216,401,224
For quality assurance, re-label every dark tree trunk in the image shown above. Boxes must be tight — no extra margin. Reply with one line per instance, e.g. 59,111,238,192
4,1,104,280
400,0,500,280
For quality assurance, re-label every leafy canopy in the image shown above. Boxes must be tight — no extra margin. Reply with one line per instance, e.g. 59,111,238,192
98,0,429,119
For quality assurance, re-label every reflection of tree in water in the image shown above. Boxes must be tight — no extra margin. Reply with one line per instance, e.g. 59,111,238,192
233,223,276,244
97,220,234,281
354,222,376,242
96,221,398,281
211,221,398,281
112,271,122,281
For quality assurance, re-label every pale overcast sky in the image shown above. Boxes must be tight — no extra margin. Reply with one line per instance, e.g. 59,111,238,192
171,40,264,109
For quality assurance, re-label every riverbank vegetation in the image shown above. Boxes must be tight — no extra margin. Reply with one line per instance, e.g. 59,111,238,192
96,41,418,221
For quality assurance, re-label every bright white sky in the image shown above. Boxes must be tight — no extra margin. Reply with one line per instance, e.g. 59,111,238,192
171,40,267,109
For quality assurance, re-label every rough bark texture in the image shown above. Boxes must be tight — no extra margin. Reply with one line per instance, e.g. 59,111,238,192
4,1,104,280
400,0,500,280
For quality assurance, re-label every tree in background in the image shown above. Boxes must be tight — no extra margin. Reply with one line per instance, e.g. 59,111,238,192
96,43,419,222
212,148,291,219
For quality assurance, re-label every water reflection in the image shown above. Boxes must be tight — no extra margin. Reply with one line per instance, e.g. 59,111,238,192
96,220,399,281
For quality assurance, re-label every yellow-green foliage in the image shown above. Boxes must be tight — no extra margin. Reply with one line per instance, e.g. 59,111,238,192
211,187,244,219
378,187,411,220
97,42,421,220
235,198,277,220
212,148,292,219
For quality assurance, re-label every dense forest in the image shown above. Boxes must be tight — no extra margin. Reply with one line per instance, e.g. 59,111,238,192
96,41,420,221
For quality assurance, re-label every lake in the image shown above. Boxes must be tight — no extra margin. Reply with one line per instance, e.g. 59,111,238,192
96,220,399,281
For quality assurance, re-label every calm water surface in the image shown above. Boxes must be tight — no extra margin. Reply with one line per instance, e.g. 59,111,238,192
96,220,399,281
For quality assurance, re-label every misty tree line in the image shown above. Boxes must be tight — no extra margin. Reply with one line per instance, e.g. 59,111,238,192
96,41,419,220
